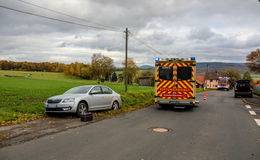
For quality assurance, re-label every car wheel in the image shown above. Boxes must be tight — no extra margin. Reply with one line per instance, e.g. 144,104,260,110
112,101,119,110
76,102,88,117
46,112,54,117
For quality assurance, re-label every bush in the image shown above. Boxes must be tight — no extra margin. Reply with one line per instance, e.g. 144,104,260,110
121,91,154,108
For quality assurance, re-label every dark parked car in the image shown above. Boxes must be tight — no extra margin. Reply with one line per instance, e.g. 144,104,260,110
234,80,253,98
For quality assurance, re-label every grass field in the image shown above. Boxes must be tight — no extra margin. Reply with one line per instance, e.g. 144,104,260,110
0,70,97,83
0,70,154,125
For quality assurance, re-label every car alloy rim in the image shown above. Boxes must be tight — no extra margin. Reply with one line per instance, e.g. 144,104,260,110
113,102,118,110
79,103,87,113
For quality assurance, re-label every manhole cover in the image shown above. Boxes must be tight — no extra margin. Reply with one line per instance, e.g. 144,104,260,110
149,127,171,133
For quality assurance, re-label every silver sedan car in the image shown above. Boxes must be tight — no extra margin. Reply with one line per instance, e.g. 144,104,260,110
45,85,121,116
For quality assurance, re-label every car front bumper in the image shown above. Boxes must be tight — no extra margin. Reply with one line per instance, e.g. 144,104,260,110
45,102,77,113
235,91,252,96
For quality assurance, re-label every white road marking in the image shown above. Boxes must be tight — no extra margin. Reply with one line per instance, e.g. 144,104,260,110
254,119,260,126
249,111,257,116
245,105,251,109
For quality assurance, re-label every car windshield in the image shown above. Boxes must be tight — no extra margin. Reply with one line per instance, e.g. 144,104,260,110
237,83,250,88
219,79,228,83
64,86,92,94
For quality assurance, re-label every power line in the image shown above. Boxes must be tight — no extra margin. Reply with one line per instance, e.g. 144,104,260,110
128,32,163,55
0,5,122,33
17,0,120,31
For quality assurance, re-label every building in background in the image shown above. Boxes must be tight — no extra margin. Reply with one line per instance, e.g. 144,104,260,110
138,76,154,86
196,73,205,88
205,72,219,89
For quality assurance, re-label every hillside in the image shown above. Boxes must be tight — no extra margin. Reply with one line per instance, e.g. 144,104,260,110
196,62,248,73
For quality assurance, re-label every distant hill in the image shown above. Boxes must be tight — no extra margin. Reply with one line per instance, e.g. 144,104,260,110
139,62,248,73
139,65,154,70
196,62,248,73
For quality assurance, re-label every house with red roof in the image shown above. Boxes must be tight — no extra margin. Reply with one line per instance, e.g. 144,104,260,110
196,73,205,88
204,72,219,89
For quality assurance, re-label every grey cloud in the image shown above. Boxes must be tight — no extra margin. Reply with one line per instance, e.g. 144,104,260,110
58,41,71,48
245,34,260,48
67,32,125,52
144,31,174,45
189,27,216,40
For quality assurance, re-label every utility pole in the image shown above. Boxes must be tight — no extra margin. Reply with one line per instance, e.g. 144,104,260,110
124,28,128,92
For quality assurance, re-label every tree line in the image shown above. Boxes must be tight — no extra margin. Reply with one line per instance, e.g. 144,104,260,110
0,53,139,82
0,60,65,72
64,53,139,83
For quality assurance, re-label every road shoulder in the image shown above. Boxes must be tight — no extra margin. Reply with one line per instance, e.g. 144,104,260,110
242,94,260,108
0,115,104,148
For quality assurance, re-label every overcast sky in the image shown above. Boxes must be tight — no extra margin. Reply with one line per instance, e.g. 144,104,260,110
0,0,260,66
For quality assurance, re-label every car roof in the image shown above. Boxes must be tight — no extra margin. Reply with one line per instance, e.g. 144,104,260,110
76,85,111,88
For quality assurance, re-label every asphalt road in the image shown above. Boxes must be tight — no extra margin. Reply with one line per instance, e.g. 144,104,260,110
1,91,260,160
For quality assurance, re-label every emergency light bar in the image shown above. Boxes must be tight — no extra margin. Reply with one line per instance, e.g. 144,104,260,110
155,57,196,61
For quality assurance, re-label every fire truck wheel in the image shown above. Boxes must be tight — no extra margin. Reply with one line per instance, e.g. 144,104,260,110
159,104,167,109
186,105,194,110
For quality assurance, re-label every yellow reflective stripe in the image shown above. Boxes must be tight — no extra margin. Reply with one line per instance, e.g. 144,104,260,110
182,63,187,67
157,80,168,90
183,81,194,96
162,63,169,67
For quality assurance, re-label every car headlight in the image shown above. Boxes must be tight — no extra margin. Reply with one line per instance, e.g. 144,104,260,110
62,98,75,103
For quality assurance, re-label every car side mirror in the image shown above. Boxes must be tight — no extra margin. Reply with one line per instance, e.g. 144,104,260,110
89,90,100,95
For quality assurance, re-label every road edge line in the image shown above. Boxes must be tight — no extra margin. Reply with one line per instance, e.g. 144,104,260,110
241,98,259,107
245,105,251,109
249,110,257,116
254,119,260,126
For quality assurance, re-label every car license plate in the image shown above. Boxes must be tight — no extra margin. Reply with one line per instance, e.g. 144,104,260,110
170,101,178,104
47,104,56,108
